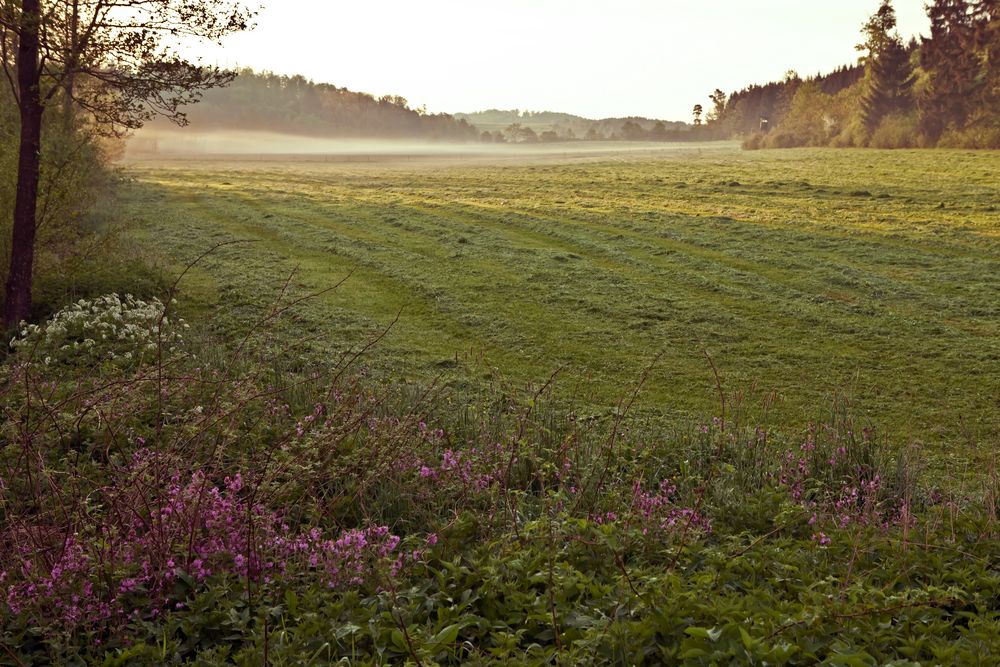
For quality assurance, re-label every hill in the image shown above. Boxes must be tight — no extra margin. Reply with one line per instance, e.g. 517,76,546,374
134,69,479,146
133,74,705,150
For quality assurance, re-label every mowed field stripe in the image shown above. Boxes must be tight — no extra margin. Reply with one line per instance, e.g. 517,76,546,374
123,148,1000,459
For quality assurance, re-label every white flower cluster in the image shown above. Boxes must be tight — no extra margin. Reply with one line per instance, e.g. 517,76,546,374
10,293,188,369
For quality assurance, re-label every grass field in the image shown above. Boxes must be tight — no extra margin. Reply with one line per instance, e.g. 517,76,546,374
120,145,1000,465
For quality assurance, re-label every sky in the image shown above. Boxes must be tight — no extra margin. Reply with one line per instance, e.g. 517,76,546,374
183,0,932,122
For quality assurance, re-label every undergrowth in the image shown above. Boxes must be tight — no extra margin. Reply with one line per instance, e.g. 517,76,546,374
2,290,999,665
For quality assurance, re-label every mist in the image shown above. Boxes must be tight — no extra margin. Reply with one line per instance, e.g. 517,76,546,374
124,128,731,164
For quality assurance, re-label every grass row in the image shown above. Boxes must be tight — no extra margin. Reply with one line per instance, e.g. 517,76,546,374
120,148,999,469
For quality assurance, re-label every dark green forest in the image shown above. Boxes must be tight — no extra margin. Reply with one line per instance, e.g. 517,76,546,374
712,0,1000,148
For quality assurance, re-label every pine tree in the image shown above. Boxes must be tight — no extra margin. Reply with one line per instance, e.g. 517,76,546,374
919,0,981,140
858,1,915,133
973,0,1000,113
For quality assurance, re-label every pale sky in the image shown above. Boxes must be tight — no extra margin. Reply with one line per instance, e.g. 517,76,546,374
185,0,931,122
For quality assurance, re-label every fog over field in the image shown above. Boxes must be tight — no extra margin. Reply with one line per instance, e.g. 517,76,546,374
125,129,735,162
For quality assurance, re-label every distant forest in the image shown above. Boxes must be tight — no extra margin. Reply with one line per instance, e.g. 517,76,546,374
140,0,1000,150
455,110,697,143
143,69,480,142
141,71,706,145
709,0,1000,149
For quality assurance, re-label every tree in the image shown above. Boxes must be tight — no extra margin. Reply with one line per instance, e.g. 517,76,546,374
503,123,537,143
919,0,980,140
972,0,1000,114
503,122,523,143
692,103,703,125
858,1,915,132
0,0,256,327
707,89,727,122
620,120,646,140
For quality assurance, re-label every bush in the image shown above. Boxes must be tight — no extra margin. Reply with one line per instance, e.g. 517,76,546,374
868,113,920,149
764,130,810,149
760,81,838,149
829,117,866,147
9,293,186,369
936,122,1000,149
741,133,765,150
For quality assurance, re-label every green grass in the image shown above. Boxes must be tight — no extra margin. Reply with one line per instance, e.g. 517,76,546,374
120,145,1000,466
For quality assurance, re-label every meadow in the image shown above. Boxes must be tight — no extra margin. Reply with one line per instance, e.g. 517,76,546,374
121,145,1000,467
6,144,1000,664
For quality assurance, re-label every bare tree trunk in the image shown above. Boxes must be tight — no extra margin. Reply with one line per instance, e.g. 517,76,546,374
4,0,43,329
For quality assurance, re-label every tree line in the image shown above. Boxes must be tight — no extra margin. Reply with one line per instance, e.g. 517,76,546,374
704,0,1000,149
147,88,707,146
456,109,700,143
139,69,480,143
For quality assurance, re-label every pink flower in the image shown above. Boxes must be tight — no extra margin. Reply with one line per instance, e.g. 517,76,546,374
812,532,832,547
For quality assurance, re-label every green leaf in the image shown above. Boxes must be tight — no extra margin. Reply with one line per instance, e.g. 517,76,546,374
677,648,709,659
390,628,408,652
429,623,462,651
335,623,362,640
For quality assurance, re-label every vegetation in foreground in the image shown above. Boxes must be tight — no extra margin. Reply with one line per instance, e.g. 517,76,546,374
3,290,1000,665
121,148,1000,464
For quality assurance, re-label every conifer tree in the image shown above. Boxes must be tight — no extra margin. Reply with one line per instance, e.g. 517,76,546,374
919,0,981,140
858,1,914,133
973,0,1000,113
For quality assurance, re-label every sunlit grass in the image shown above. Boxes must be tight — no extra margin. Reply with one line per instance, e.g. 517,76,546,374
121,146,1000,468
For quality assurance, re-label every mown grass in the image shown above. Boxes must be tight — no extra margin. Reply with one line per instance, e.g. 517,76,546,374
120,146,1000,468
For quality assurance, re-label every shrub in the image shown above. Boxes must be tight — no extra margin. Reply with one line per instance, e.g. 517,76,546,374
2,448,401,636
761,81,837,148
9,293,186,369
867,112,920,148
741,133,765,150
936,122,1000,149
